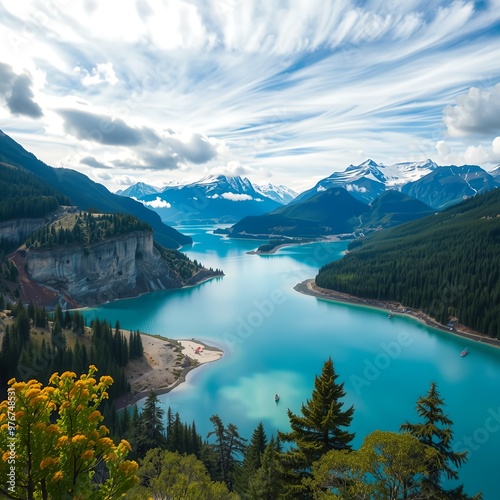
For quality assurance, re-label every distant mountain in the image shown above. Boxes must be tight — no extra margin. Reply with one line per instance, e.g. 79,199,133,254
223,187,370,238
315,188,500,336
294,159,438,205
137,174,281,223
361,190,434,228
294,159,386,205
377,159,438,188
116,182,161,198
0,130,191,248
222,186,434,238
489,164,500,182
401,165,497,209
255,183,298,204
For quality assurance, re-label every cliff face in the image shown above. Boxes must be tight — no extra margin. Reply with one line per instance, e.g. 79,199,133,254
22,230,183,307
0,218,47,243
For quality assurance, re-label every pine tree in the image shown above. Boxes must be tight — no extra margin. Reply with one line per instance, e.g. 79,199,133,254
247,436,284,500
401,382,480,499
279,357,355,497
137,391,167,455
207,414,247,488
236,422,268,497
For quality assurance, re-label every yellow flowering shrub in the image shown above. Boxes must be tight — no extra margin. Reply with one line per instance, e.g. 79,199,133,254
0,366,138,499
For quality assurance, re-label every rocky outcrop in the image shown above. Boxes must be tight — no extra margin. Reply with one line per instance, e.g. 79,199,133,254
22,230,184,307
0,218,47,243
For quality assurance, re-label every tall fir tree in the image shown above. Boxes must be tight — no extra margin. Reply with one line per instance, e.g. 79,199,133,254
279,357,355,497
137,391,167,455
247,436,284,500
236,422,268,497
207,414,247,489
401,382,481,499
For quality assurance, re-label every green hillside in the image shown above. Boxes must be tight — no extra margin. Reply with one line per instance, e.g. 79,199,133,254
227,187,369,237
362,190,434,228
316,188,500,337
0,130,191,248
0,162,70,222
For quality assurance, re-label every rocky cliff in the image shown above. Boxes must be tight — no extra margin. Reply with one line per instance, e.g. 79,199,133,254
19,230,186,307
0,218,48,243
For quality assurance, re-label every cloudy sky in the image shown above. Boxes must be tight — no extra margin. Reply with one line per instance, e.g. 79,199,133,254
1,0,500,192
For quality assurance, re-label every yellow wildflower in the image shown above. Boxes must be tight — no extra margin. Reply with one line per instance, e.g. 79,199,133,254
31,395,49,406
118,460,139,473
81,450,94,460
120,439,132,452
40,457,57,470
99,437,114,448
25,388,41,399
99,425,110,436
53,471,64,481
57,436,69,447
71,434,87,444
99,375,114,386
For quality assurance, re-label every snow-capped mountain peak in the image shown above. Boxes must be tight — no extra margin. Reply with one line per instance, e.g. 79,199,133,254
255,183,298,204
191,174,255,194
116,182,161,198
378,159,438,187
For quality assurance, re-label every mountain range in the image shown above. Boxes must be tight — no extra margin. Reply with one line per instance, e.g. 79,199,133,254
118,159,498,228
120,174,285,224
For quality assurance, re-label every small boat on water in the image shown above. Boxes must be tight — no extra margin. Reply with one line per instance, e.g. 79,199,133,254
388,313,394,319
460,348,469,357
275,394,280,403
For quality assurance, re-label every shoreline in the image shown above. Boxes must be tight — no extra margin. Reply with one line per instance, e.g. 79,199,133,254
294,279,500,350
114,334,223,410
72,273,222,313
247,235,343,255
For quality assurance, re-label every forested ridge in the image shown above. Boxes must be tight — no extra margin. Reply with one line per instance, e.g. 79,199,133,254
0,162,70,222
316,188,500,337
25,211,152,248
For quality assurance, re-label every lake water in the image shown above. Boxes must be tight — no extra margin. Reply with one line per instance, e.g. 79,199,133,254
84,225,500,498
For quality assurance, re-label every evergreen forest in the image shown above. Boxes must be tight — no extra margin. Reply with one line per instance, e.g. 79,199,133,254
316,189,500,338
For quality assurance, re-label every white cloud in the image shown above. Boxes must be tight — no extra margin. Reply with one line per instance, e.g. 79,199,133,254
434,137,500,166
220,192,253,201
346,184,367,193
444,84,500,137
140,196,172,208
75,62,118,86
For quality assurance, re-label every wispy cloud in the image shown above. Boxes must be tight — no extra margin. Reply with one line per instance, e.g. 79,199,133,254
1,0,500,190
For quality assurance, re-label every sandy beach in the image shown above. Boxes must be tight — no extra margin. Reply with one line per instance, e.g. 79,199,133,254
294,278,500,349
115,333,223,409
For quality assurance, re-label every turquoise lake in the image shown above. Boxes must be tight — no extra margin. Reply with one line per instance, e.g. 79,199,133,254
84,225,500,498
